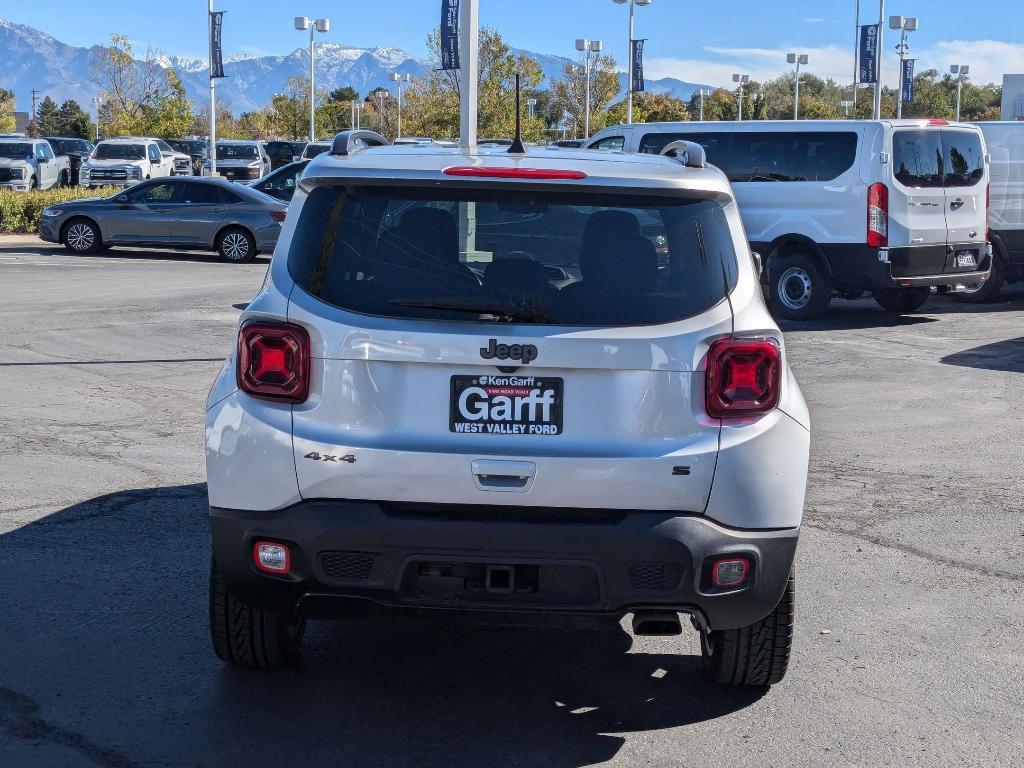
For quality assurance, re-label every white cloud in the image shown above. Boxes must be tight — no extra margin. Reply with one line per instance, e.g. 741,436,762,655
646,39,1024,90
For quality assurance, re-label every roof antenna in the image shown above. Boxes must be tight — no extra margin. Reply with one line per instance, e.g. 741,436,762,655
508,73,526,154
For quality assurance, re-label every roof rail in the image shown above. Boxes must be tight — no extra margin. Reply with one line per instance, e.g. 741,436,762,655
660,140,706,169
330,130,391,157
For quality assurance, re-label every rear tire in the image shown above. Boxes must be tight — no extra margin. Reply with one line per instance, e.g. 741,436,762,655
768,253,832,321
58,170,69,187
700,569,795,687
61,218,101,254
209,556,305,668
874,287,930,313
30,175,38,190
954,253,1004,304
217,227,256,263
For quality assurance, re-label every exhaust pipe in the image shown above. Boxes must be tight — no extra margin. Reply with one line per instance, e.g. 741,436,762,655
631,610,682,636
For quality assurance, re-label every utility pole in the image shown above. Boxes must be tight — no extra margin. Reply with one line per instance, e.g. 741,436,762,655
699,89,706,121
853,0,860,110
31,88,39,133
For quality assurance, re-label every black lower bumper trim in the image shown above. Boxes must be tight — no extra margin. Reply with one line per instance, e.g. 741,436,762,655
210,500,799,631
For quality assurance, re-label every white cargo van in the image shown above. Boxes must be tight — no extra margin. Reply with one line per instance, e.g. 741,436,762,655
968,122,1024,300
585,120,992,320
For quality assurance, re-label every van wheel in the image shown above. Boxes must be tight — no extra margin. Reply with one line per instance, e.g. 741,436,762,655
874,287,930,313
954,255,1004,304
209,557,305,668
30,175,38,190
768,253,831,321
217,227,256,263
700,569,794,687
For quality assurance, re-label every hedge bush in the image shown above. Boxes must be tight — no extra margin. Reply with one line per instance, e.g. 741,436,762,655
0,186,120,234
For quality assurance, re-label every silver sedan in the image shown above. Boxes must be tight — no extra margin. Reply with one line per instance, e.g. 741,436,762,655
38,177,288,263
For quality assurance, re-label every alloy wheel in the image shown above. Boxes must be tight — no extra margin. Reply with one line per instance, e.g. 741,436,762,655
221,232,250,261
66,223,95,252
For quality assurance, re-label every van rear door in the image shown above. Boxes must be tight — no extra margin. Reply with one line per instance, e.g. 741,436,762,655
940,127,987,271
889,128,948,274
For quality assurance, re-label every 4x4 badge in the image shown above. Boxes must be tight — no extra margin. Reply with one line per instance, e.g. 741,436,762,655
480,339,538,364
304,452,355,464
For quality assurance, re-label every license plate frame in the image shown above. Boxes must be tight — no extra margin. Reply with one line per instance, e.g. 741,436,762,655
955,249,977,269
450,374,564,436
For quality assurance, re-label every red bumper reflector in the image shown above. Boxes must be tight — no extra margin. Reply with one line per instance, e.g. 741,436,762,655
712,558,751,588
443,166,587,180
253,541,291,574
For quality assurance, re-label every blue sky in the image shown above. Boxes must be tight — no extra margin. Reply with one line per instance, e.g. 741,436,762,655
1,0,1021,87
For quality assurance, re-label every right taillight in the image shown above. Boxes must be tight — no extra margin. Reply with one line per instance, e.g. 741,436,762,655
237,322,310,402
706,339,781,418
867,182,888,248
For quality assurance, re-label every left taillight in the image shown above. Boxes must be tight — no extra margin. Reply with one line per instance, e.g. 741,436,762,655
705,339,781,418
270,210,287,223
237,322,310,402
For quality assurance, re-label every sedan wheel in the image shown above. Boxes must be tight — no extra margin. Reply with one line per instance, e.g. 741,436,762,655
63,220,100,254
217,228,256,263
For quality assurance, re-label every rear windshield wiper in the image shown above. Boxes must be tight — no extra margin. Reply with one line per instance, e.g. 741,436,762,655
390,297,558,323
390,297,518,321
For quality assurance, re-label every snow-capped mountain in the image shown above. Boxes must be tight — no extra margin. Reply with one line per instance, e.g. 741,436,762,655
0,17,709,114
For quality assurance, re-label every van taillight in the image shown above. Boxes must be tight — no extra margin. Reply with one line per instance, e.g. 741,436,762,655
237,322,310,402
705,339,781,418
867,182,888,248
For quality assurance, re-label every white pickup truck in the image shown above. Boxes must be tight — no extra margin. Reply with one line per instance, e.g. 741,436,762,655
0,137,71,191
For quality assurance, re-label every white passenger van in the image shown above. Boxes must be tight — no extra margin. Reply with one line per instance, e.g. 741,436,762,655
585,120,992,320
969,122,1024,300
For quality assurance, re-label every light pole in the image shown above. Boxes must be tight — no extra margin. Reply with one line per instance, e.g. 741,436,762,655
732,74,750,121
698,89,708,121
950,64,969,121
873,0,885,119
294,16,330,142
787,53,808,120
575,38,603,139
390,72,411,138
889,15,918,119
611,0,651,124
353,101,363,130
527,98,538,119
91,96,101,141
841,99,854,117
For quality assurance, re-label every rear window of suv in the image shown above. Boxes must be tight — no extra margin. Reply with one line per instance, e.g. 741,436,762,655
893,129,984,188
288,186,737,326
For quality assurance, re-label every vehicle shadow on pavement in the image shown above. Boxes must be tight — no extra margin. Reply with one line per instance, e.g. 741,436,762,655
940,337,1024,373
0,485,763,768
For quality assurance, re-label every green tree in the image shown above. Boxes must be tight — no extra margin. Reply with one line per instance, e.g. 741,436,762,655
551,53,620,138
609,91,689,124
56,100,95,138
144,69,194,137
327,86,359,103
34,96,60,135
0,88,14,133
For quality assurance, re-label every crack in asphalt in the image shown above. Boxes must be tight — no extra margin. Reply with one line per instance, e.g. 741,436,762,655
0,687,140,768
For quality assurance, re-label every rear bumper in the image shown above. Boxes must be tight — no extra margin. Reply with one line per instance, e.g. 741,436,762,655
811,242,992,292
210,500,799,631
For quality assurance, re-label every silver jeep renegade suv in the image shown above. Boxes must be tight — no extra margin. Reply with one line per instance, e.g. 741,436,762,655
205,131,811,686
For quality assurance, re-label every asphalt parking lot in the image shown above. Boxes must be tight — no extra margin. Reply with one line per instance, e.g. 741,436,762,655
1,237,1022,767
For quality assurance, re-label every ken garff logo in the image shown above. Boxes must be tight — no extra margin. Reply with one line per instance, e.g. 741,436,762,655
480,338,538,364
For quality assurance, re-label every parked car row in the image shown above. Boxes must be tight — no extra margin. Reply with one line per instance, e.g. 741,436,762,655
38,176,288,262
0,135,72,190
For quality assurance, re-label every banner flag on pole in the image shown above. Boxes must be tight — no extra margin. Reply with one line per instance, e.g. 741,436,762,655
631,39,646,92
901,58,916,103
209,12,227,79
440,0,460,71
858,24,879,84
